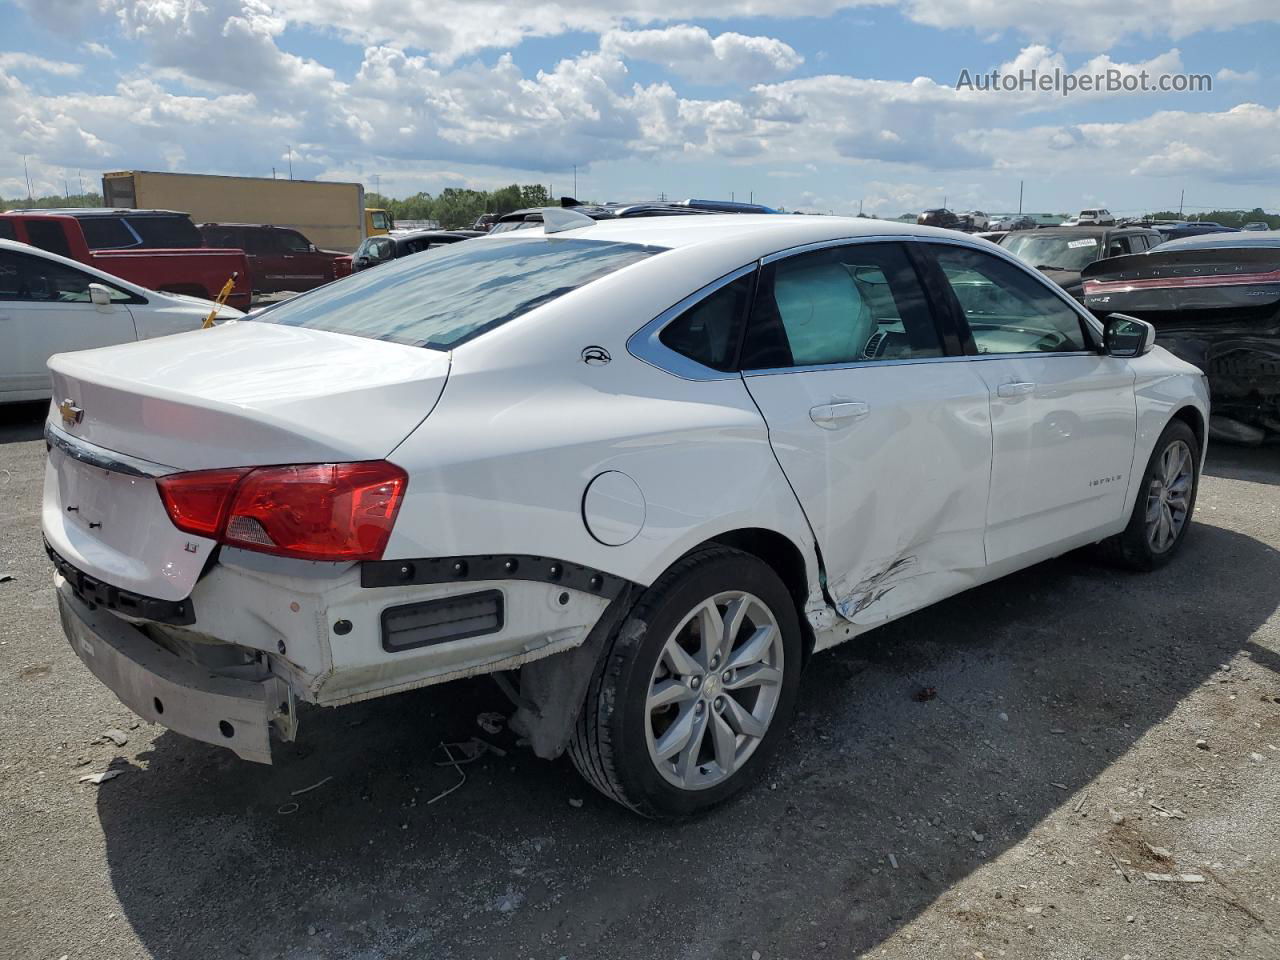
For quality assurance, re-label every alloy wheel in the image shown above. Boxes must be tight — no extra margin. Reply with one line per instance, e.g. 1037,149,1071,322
1145,439,1193,553
644,591,784,791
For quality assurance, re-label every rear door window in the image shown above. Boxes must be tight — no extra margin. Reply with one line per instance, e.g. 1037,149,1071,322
279,230,312,252
658,271,755,372
255,237,662,349
23,221,73,258
741,242,943,369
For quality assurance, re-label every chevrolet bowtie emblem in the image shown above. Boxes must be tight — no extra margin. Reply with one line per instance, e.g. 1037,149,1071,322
58,399,84,427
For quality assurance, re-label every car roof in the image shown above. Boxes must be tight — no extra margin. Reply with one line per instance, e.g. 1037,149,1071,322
1154,230,1280,251
198,222,305,229
475,213,989,261
392,230,483,241
5,208,187,218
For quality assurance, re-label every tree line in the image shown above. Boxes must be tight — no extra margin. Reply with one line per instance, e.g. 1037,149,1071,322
365,184,554,229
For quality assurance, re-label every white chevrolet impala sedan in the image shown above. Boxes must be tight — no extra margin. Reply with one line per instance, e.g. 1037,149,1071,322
43,213,1208,817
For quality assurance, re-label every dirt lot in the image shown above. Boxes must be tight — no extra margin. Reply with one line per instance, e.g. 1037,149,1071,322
1,400,1277,960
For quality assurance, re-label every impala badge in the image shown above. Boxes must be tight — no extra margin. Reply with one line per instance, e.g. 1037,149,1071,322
58,399,84,427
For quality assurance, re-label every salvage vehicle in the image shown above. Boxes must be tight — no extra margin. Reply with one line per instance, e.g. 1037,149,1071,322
0,210,251,311
44,212,1208,818
199,223,352,293
0,239,242,403
1241,221,1272,232
1001,226,1162,301
1083,230,1278,444
351,229,482,272
916,208,961,229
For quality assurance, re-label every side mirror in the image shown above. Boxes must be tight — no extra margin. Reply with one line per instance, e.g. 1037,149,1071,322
88,283,112,307
1103,313,1156,358
308,243,318,253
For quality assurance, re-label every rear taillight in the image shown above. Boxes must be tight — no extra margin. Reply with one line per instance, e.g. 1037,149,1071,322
157,462,408,562
157,468,251,537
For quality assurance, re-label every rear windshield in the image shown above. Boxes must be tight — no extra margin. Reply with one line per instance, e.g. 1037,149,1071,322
253,237,663,349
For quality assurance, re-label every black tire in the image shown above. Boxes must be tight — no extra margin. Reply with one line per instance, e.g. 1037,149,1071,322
1098,419,1200,571
568,546,803,819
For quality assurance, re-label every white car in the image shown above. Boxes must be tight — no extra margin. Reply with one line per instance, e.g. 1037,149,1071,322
1073,208,1116,226
42,212,1208,818
0,239,243,402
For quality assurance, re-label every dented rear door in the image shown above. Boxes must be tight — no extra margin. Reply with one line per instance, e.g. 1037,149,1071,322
740,240,993,627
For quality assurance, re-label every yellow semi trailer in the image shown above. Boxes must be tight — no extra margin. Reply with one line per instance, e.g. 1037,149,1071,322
102,171,368,253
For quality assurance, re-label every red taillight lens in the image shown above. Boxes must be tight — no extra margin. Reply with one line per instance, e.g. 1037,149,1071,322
156,462,408,562
156,468,251,537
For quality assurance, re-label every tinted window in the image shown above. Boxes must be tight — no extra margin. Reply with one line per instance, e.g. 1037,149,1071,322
932,245,1089,354
279,230,311,253
24,221,72,258
125,215,202,248
201,226,242,248
255,237,662,349
80,217,138,249
0,250,131,303
658,272,755,372
1106,236,1132,258
742,242,942,369
370,212,390,230
0,220,14,241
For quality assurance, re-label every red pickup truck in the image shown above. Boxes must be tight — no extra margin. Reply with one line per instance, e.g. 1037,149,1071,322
0,209,252,311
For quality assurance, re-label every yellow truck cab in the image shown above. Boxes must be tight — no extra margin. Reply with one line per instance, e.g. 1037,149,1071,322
365,208,393,236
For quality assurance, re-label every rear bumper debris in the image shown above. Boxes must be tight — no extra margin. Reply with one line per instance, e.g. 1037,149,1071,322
56,578,292,764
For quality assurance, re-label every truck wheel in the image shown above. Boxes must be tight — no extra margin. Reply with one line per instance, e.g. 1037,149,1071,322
569,546,802,819
1098,419,1200,571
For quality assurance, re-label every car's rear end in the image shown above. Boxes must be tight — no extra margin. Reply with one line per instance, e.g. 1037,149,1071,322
43,320,452,760
41,228,672,762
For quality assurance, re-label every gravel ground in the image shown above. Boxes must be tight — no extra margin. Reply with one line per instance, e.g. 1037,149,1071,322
1,399,1277,960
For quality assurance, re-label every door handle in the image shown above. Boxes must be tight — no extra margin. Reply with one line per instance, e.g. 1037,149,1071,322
997,381,1036,398
810,400,870,427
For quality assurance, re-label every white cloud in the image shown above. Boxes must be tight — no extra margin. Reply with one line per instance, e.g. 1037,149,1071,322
1216,67,1259,84
0,51,83,76
81,41,115,59
601,26,803,84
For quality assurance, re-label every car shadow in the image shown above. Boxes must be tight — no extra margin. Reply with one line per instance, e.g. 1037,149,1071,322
0,400,46,444
94,520,1279,959
1204,443,1280,486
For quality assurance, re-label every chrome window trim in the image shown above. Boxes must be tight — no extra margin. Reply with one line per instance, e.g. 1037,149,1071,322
759,234,909,265
45,423,178,479
626,262,758,381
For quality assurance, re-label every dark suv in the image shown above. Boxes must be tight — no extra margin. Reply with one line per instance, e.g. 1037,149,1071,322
917,208,961,229
198,223,351,293
351,230,482,271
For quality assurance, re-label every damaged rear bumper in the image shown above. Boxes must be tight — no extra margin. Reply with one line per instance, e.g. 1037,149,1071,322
56,577,292,764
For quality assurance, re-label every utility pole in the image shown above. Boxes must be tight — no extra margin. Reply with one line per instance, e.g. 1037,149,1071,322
859,198,864,216
372,173,380,196
63,175,70,199
23,155,33,201
1179,189,1185,215
573,165,577,197
750,191,754,204
731,191,735,202
287,145,293,180
1018,180,1024,214
77,170,84,196
272,167,276,180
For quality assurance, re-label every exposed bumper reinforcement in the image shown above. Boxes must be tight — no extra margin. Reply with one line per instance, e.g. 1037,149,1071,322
56,578,290,764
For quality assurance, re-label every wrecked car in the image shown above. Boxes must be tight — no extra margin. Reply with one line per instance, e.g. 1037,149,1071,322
1083,230,1280,444
45,211,1208,818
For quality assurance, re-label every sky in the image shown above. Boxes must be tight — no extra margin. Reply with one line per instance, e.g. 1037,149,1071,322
2,0,1278,218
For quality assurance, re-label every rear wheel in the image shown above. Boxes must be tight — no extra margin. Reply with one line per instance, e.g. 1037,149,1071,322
569,546,802,819
1099,419,1199,570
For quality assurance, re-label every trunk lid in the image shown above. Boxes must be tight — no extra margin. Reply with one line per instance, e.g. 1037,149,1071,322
47,320,449,469
43,321,448,602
